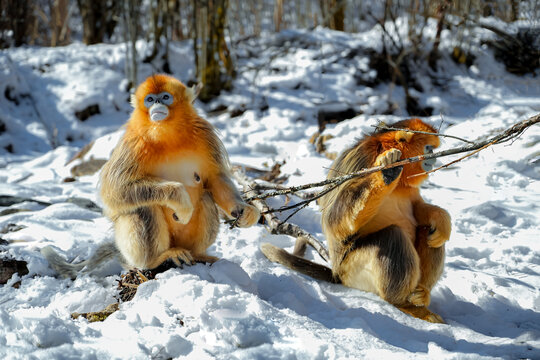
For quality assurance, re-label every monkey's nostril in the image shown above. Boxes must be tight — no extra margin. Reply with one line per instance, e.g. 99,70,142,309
194,172,201,182
173,213,179,221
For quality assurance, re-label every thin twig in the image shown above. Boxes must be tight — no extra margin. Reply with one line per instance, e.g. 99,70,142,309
233,170,330,263
372,125,474,144
257,114,539,215
263,180,340,216
408,139,496,179
238,179,317,201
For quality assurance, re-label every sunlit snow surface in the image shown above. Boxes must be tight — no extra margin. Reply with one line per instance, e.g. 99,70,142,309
1,26,539,359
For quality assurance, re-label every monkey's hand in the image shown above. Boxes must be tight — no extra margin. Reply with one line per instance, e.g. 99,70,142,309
426,207,451,248
163,182,194,224
375,149,403,185
231,203,260,228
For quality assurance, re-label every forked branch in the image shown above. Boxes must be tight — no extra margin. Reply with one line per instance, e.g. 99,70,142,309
246,113,539,214
233,170,330,262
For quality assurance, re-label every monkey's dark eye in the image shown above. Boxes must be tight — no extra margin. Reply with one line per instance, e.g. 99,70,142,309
158,91,174,106
144,94,157,108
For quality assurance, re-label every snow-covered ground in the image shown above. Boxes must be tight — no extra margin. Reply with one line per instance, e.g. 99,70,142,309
0,24,539,359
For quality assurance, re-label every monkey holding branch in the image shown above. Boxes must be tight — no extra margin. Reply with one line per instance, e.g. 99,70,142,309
43,74,260,278
262,118,451,323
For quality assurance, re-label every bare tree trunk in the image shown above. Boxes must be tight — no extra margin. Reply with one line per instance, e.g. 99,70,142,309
250,0,262,36
274,0,283,32
509,0,519,21
193,0,235,102
50,0,71,47
428,0,451,70
0,0,35,48
144,0,171,72
330,0,345,31
170,0,185,40
123,0,140,91
320,0,345,31
77,0,104,44
76,0,119,45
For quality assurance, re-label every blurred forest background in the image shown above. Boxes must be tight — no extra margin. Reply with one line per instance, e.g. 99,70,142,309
1,0,538,104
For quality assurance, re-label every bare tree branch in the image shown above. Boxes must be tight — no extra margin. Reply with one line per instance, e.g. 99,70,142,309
229,115,538,262
408,138,496,179
250,114,539,215
372,124,474,144
232,170,330,262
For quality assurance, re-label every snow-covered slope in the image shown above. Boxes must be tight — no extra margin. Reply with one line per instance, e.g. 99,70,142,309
0,25,539,359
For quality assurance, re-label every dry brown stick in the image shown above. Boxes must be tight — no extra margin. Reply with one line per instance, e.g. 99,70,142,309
233,115,537,260
233,170,330,263
409,139,496,179
239,179,317,201
249,114,539,206
371,124,474,144
265,179,340,218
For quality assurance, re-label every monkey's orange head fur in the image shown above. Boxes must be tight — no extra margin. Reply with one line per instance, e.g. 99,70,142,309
376,118,440,188
124,75,203,164
132,74,196,119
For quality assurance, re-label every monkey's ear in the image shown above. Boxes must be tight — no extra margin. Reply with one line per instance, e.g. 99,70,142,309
395,130,414,143
186,83,203,103
130,94,137,108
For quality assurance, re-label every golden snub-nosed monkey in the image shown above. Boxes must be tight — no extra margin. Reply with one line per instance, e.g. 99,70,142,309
262,118,450,323
42,74,260,278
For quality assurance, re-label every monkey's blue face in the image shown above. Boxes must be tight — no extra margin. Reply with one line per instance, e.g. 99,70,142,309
421,145,436,171
144,92,174,121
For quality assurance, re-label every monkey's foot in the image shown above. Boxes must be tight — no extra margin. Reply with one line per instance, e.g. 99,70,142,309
398,305,445,324
157,247,194,267
193,254,219,264
407,284,431,307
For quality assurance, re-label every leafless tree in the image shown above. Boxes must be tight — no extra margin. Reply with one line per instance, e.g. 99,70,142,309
193,0,234,101
0,0,35,48
77,0,119,45
123,0,141,91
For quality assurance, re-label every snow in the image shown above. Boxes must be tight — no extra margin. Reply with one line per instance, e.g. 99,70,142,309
1,23,539,359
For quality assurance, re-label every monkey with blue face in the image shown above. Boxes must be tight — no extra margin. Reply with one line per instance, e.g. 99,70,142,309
42,75,260,278
262,119,451,323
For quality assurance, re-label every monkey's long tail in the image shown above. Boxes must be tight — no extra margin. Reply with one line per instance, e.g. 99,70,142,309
260,243,340,284
41,242,118,280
